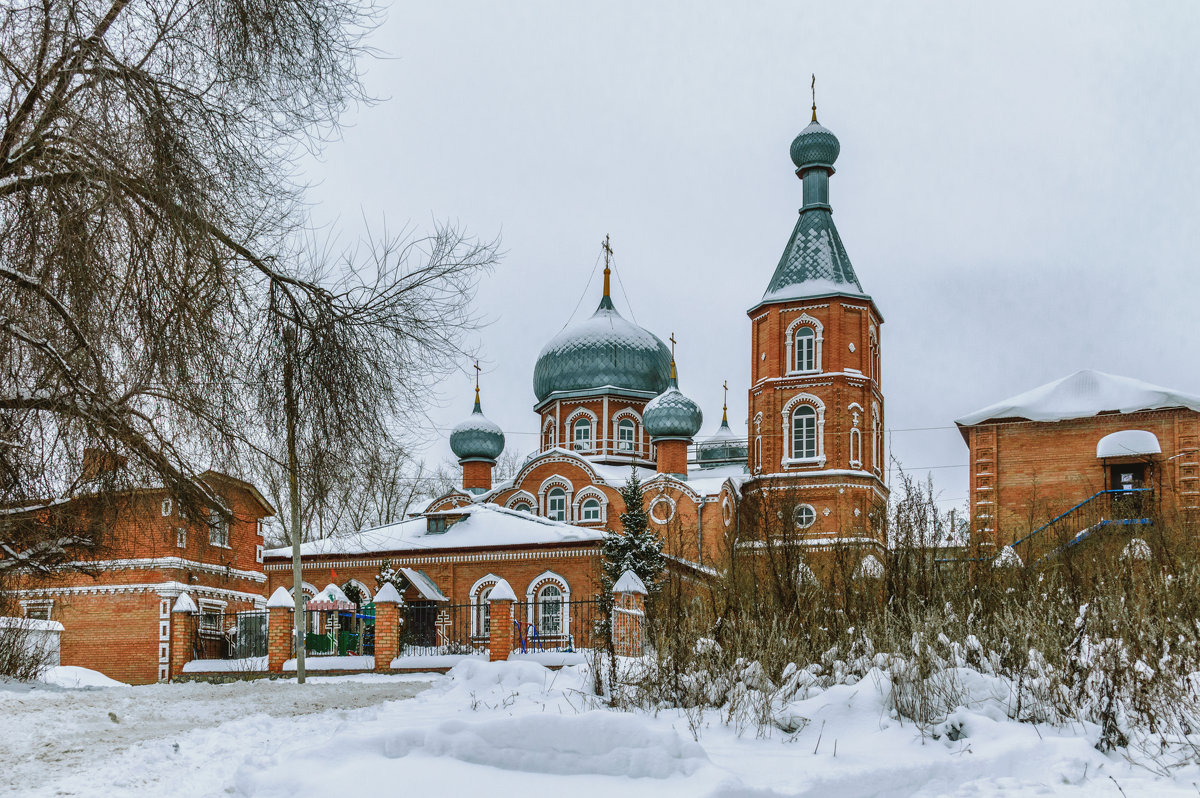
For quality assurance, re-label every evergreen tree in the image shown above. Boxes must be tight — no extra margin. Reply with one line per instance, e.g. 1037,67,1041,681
375,561,411,603
601,468,666,597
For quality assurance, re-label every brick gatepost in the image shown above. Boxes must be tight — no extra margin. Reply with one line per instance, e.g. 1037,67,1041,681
612,570,648,658
487,578,518,662
373,582,403,672
169,593,197,682
265,586,294,675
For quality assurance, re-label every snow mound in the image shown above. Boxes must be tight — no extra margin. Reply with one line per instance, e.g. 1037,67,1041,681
382,711,707,778
40,666,128,689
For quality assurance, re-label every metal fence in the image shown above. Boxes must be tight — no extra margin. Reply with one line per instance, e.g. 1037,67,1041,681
304,609,374,657
193,611,268,660
510,598,602,654
399,602,480,657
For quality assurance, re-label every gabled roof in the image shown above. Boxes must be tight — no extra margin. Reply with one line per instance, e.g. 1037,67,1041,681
956,370,1200,434
262,502,604,559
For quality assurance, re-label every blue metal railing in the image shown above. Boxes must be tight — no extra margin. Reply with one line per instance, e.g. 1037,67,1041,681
1009,488,1150,552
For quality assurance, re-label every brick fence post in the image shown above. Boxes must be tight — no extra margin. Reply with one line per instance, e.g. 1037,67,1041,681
487,578,518,663
612,570,648,658
373,583,403,672
169,593,197,682
266,587,294,675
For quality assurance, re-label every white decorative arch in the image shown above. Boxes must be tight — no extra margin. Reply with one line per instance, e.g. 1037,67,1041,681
611,407,643,455
290,581,318,599
572,486,608,523
785,313,824,374
469,573,501,637
504,489,537,511
541,416,557,450
538,475,575,521
524,570,571,635
753,412,763,474
564,407,598,452
848,402,864,470
781,393,826,467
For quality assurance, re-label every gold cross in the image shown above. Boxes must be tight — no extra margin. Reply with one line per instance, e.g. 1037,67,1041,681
473,359,481,399
668,332,677,359
811,73,818,122
602,234,613,265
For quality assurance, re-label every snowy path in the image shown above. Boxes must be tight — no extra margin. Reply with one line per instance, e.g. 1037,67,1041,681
0,673,432,797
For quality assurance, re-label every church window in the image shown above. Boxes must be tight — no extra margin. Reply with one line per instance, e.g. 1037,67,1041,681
617,418,635,451
476,586,492,636
872,408,881,474
793,504,817,529
850,428,862,469
572,418,592,451
580,498,602,521
543,422,556,450
792,406,818,460
511,501,532,513
537,584,563,635
795,327,816,372
547,488,567,521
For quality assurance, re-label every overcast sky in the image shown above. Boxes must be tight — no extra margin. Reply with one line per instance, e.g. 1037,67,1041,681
301,1,1200,511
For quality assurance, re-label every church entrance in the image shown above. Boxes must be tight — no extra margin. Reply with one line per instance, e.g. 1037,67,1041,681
1108,463,1149,519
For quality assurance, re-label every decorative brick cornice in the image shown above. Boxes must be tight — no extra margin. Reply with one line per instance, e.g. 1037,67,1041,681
263,547,600,572
50,557,266,583
8,580,266,604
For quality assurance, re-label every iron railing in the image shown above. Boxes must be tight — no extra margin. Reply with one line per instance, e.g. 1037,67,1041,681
399,602,481,657
193,611,268,660
1010,488,1152,564
510,598,602,654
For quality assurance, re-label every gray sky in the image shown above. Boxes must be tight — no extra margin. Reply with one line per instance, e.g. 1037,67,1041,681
302,0,1200,511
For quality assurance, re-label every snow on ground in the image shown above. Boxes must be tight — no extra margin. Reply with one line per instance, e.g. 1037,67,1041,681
1,660,1198,797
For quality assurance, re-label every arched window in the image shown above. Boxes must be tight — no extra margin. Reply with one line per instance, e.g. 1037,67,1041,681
872,408,881,474
476,585,492,636
572,418,591,450
616,418,635,451
792,405,818,460
795,326,816,372
547,487,567,521
849,427,862,469
580,498,602,521
511,501,533,513
543,421,556,450
537,584,563,635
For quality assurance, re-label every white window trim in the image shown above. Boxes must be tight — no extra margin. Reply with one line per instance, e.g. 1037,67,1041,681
785,314,824,375
781,394,826,467
469,574,500,638
207,510,230,548
538,476,574,522
565,408,597,452
872,401,882,476
541,416,557,450
573,487,607,524
611,408,643,455
197,598,228,637
20,599,53,620
175,526,187,549
794,504,817,529
524,570,570,636
505,490,538,511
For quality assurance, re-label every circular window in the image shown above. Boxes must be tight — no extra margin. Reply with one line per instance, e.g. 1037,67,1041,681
649,496,676,525
793,504,817,529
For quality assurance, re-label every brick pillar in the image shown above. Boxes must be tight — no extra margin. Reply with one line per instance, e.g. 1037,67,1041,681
168,593,197,682
612,570,648,658
487,578,518,662
461,459,495,492
267,606,292,674
373,582,403,672
653,439,689,476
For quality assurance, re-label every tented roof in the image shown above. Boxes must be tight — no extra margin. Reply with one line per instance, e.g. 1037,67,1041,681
956,370,1200,429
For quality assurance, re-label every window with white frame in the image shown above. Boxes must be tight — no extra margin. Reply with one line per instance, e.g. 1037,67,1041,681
22,600,53,620
511,501,533,513
547,488,567,521
175,527,187,548
537,584,563,635
792,405,818,460
616,418,635,451
475,585,492,636
543,420,556,449
198,600,224,637
793,504,817,529
580,498,602,522
256,544,264,563
795,326,816,372
872,408,881,473
208,510,229,547
572,418,591,450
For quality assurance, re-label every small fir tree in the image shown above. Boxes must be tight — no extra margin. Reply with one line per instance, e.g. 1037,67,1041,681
601,468,666,599
375,561,411,602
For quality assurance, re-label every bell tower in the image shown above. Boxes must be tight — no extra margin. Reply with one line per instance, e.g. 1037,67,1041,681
745,91,887,545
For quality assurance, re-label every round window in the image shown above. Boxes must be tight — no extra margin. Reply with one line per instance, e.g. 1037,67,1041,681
649,496,675,525
793,504,817,530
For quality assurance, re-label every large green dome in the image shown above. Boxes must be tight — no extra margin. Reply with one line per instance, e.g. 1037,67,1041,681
533,296,672,403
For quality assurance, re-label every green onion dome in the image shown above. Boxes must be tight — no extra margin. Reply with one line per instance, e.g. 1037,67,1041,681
790,119,840,172
533,294,672,403
449,394,505,462
643,372,703,441
697,416,748,467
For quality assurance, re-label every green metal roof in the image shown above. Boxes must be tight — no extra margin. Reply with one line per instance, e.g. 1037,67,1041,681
449,397,505,462
643,374,703,441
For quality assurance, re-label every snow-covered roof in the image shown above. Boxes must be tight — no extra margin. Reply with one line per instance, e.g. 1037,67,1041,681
399,568,448,602
956,370,1200,428
612,570,647,594
1096,430,1161,458
263,503,604,559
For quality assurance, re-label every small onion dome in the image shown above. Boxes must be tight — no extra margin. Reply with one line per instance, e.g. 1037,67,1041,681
643,374,703,441
449,395,505,462
790,119,840,172
697,417,748,466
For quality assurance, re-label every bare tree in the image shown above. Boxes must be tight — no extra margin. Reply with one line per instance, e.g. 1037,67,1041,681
0,2,497,575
